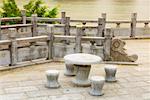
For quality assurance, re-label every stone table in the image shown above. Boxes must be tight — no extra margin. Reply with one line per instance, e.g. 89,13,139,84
64,53,102,86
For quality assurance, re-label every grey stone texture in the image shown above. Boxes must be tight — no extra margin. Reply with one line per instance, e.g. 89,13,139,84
64,64,76,76
0,40,149,100
45,70,60,88
104,65,117,82
64,53,102,86
110,39,138,62
89,76,105,96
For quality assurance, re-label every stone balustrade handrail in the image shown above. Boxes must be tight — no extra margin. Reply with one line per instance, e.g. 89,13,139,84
1,17,149,24
0,35,106,45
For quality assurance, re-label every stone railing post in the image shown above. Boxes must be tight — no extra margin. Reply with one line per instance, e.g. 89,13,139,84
96,18,105,46
75,25,82,53
64,17,70,44
130,13,137,37
103,28,112,61
21,9,26,32
9,28,17,66
101,13,106,32
30,42,36,61
21,9,26,24
31,14,38,37
47,25,54,60
101,13,106,20
61,11,66,24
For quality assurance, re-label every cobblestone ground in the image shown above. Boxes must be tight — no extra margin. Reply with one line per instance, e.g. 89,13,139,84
0,40,150,100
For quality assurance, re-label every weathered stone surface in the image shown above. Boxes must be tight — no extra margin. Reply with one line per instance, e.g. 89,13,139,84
142,93,150,100
89,76,105,96
31,46,48,60
17,47,30,62
1,27,32,40
28,96,50,100
50,94,85,100
4,86,39,93
0,89,4,95
1,26,150,40
64,64,76,76
45,70,60,88
0,50,10,66
104,65,117,82
0,39,149,100
62,88,87,94
0,93,27,100
26,90,62,98
72,65,91,86
110,38,138,62
64,53,102,65
64,53,102,86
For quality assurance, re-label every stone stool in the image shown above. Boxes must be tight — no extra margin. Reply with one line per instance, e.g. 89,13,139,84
45,70,60,88
104,65,117,82
64,63,77,76
89,76,105,96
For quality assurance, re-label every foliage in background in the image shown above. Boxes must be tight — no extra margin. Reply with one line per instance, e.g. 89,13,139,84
23,0,46,17
1,0,21,17
23,0,58,18
44,7,58,18
0,8,3,17
0,0,58,18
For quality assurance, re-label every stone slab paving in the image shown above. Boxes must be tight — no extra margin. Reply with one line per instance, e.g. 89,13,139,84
0,39,150,100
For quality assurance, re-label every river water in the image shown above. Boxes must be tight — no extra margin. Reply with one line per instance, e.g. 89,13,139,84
0,0,150,20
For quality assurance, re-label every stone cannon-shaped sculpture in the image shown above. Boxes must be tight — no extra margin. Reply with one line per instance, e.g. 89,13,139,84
110,39,138,62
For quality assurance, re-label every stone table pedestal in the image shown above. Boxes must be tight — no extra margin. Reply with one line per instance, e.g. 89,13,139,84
73,65,91,86
64,63,76,76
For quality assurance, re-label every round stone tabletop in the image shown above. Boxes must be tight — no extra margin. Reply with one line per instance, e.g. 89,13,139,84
64,53,102,65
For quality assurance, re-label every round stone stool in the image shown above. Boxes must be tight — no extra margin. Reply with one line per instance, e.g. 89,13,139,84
104,65,117,82
45,70,60,88
89,76,105,96
64,63,77,76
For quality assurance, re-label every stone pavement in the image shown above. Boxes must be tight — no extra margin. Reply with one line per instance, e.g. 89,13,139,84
0,39,150,100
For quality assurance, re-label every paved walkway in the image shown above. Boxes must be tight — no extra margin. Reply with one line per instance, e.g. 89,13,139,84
0,39,150,100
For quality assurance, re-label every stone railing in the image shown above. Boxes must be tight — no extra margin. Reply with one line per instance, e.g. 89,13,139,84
0,10,150,39
0,25,112,67
0,11,148,68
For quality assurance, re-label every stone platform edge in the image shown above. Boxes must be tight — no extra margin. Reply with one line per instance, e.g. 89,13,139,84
0,58,138,71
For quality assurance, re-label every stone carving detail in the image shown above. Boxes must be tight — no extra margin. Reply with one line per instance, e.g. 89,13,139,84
110,39,138,62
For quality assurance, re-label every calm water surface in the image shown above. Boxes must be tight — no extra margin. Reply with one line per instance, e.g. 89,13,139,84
0,0,149,20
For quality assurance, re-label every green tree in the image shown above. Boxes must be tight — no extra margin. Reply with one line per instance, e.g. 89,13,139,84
24,0,58,18
0,8,4,17
44,7,58,18
2,0,21,17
